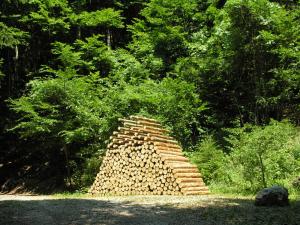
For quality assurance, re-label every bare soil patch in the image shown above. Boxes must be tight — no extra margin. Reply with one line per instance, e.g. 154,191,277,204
0,194,299,225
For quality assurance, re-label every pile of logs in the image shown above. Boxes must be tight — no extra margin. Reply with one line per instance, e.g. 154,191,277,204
89,116,209,196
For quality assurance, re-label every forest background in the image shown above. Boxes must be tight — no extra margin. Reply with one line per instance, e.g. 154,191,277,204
0,0,299,195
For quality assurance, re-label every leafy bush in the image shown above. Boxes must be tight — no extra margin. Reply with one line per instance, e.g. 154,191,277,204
104,78,207,147
187,136,225,184
71,144,104,191
213,121,300,194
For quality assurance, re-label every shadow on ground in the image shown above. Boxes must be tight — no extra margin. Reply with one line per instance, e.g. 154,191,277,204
0,196,299,225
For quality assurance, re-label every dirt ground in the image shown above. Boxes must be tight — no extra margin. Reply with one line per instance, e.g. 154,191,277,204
0,194,299,225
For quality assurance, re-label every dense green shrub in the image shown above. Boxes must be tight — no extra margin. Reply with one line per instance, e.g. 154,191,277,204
187,136,225,184
104,78,207,147
71,144,104,191
212,121,300,194
187,121,300,194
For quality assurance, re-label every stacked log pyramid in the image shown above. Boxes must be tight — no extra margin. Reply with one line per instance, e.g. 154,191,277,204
90,116,209,196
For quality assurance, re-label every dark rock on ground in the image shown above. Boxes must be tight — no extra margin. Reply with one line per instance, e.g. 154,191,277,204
255,185,289,206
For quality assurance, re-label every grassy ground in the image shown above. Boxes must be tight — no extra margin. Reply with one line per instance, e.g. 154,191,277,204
0,194,299,225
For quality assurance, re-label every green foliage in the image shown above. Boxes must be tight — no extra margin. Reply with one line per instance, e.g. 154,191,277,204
213,121,300,193
72,8,124,28
103,78,207,146
9,38,206,186
10,75,102,144
1,0,300,194
109,49,150,83
0,22,29,48
40,36,114,79
180,0,300,125
19,0,124,37
0,22,29,86
9,74,107,188
187,136,226,184
128,0,207,77
11,75,205,148
20,0,73,33
71,143,104,191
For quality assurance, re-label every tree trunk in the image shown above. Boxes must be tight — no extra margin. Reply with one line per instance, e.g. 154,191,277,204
258,153,267,188
63,144,72,187
107,29,112,49
77,26,81,39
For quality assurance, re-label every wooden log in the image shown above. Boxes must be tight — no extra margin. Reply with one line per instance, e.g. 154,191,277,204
123,122,143,128
143,126,169,133
147,133,174,140
118,118,138,124
137,120,162,128
178,181,205,188
176,177,204,183
154,142,180,149
155,149,183,156
167,163,198,169
130,115,159,123
161,155,189,162
117,134,133,139
150,137,178,144
174,173,201,178
134,127,165,136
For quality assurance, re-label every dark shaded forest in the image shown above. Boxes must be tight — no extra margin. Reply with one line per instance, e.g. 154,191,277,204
0,0,299,194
